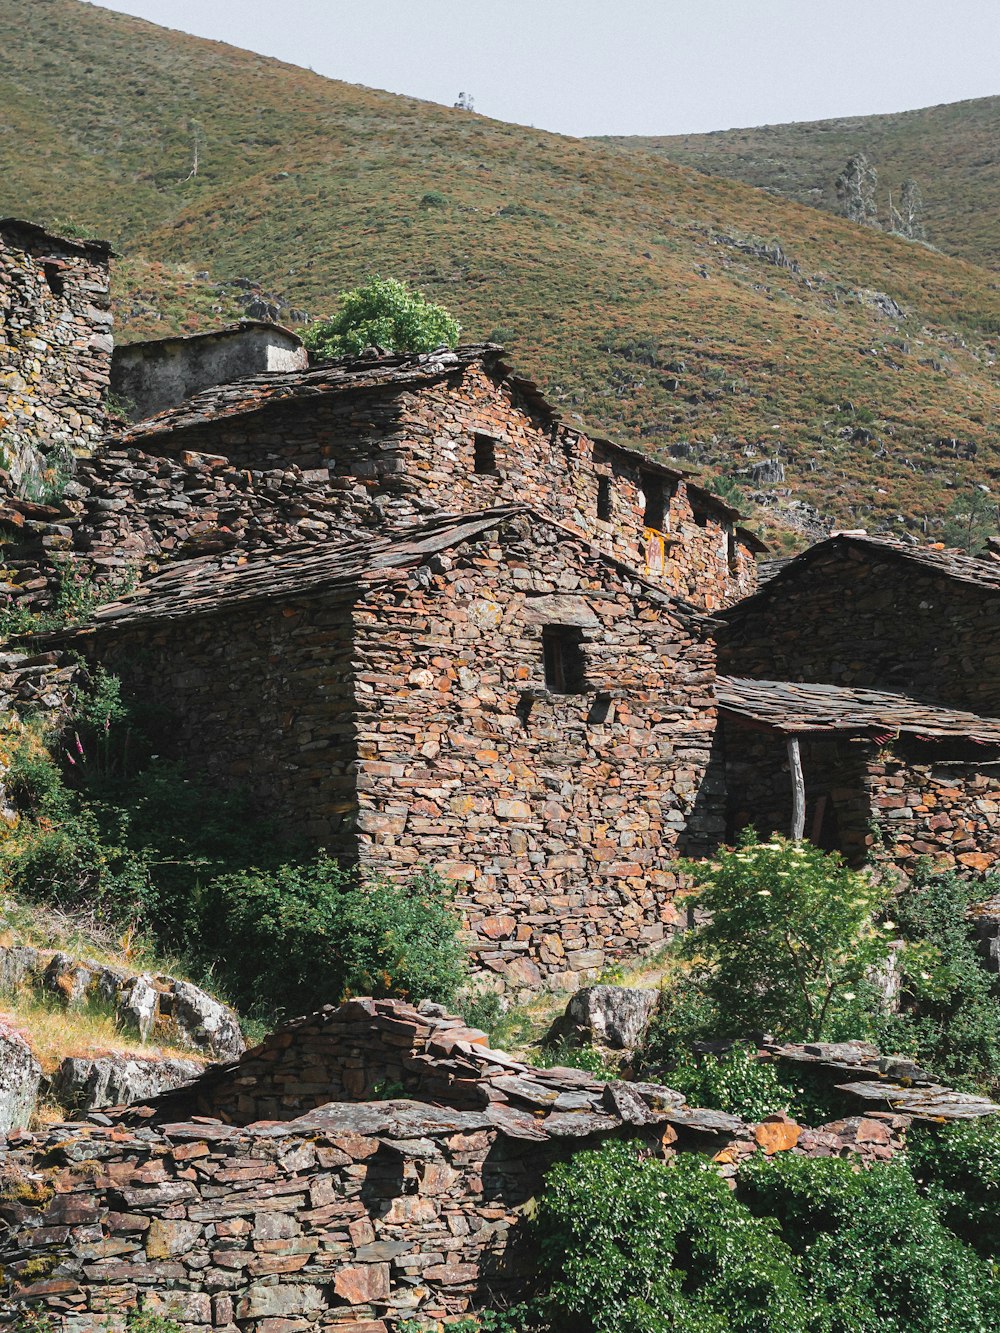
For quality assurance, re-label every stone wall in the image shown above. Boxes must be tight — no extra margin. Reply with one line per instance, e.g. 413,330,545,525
723,724,1000,873
0,220,113,484
722,726,871,864
111,324,307,423
721,543,1000,717
3,999,990,1332
868,741,1000,873
87,513,723,993
113,359,758,611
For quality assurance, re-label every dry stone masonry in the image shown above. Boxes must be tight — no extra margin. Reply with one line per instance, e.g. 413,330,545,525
2,998,995,1331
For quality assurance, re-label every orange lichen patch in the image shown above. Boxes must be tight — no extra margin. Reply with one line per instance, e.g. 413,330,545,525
754,1115,802,1155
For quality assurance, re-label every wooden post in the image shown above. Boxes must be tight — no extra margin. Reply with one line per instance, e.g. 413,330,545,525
787,736,806,840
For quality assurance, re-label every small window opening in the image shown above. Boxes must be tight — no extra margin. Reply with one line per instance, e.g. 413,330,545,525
727,526,739,574
543,625,586,694
642,473,666,531
43,262,65,297
692,506,709,529
597,475,613,522
474,433,499,475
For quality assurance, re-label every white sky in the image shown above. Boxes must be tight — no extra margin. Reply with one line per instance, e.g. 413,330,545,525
94,0,999,138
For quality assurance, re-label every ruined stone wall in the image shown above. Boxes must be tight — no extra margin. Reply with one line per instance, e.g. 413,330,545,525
351,515,723,994
0,222,112,480
868,741,1000,874
722,726,871,864
720,547,1000,717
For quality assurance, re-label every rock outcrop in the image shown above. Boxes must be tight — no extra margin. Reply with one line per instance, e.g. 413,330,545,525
0,1022,40,1134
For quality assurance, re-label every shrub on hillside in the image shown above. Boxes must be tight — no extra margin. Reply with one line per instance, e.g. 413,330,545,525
870,867,1000,1092
908,1117,1000,1258
740,1152,1000,1330
191,860,467,1018
302,276,460,358
678,833,893,1042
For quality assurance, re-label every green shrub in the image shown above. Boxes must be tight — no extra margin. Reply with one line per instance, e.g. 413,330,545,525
873,868,1000,1092
740,1152,1000,1331
661,1044,797,1121
530,1139,812,1332
192,859,467,1018
302,276,460,358
908,1117,1000,1258
680,833,892,1041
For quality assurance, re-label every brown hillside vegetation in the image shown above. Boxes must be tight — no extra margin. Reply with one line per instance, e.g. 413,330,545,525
0,0,998,539
603,96,1000,272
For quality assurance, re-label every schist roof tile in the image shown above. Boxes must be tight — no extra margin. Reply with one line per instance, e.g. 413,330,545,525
717,675,1000,745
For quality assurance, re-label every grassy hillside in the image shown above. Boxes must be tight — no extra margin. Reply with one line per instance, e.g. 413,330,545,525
603,96,1000,272
0,0,998,540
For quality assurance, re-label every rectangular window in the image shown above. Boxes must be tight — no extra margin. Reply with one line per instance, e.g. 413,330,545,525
597,475,613,522
692,505,709,529
543,625,586,694
642,473,666,531
727,527,739,574
474,433,499,474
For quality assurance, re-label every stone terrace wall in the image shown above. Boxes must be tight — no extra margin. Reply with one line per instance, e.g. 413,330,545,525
350,514,722,994
720,544,1000,717
0,221,112,473
6,999,990,1331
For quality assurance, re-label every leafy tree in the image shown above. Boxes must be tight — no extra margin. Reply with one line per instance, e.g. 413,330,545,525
678,834,892,1041
941,485,998,553
302,276,460,358
835,154,878,227
705,472,747,514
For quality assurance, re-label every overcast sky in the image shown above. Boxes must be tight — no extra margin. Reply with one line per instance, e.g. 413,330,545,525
96,0,998,138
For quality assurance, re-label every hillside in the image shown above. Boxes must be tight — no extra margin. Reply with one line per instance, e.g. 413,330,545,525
0,1,999,540
602,96,1000,272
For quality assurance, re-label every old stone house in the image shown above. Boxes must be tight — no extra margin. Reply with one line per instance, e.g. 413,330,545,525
718,535,1000,870
74,343,764,612
70,505,722,993
0,218,113,482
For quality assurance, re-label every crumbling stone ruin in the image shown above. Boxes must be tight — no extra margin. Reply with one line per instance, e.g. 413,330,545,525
2,997,995,1330
0,218,112,492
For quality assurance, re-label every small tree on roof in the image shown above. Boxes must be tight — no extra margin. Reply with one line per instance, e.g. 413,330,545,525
302,276,461,359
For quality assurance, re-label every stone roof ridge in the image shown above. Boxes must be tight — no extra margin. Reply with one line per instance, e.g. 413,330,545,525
716,675,1000,745
52,505,713,637
117,319,305,350
122,342,508,443
724,531,1000,616
0,215,114,260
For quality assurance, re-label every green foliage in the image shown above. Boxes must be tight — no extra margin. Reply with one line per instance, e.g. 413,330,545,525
942,485,999,553
704,472,747,513
128,1311,185,1333
529,1038,619,1081
419,190,448,209
740,1152,1000,1330
531,1140,812,1332
874,868,1000,1092
679,834,892,1041
662,1045,797,1121
908,1117,1000,1258
302,276,460,358
192,860,467,1018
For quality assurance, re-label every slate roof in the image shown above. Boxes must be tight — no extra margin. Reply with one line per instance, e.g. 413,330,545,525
60,506,708,637
725,533,1000,616
113,320,304,354
716,675,1000,745
119,342,751,530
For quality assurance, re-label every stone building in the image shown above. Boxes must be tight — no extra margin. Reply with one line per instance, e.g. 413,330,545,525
717,536,1000,870
81,345,764,612
110,320,307,422
70,506,723,993
0,218,113,485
